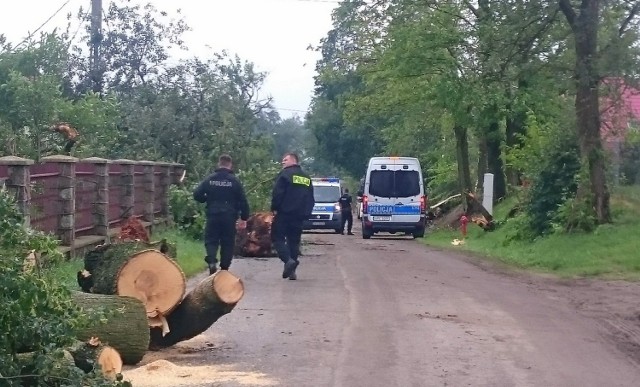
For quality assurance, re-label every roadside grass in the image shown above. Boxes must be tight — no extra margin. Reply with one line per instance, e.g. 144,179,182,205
44,228,205,289
153,228,207,277
424,186,640,280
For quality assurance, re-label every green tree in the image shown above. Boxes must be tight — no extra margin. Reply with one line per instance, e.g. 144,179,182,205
556,0,640,223
0,191,127,386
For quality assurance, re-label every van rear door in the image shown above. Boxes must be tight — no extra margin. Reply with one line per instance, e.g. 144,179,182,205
368,166,422,224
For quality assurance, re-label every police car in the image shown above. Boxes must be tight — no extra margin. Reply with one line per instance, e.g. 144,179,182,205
303,177,343,233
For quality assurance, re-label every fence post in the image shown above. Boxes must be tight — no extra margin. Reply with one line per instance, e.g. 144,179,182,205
82,157,110,239
41,155,78,247
171,163,186,185
139,160,155,227
0,156,34,226
113,159,137,221
157,162,172,220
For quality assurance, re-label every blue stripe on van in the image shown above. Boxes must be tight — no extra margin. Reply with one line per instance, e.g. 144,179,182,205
393,205,421,215
368,204,420,215
313,205,335,212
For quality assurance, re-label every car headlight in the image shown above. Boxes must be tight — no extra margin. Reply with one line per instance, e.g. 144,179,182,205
334,202,341,212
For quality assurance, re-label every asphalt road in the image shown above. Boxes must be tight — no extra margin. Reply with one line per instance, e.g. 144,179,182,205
128,225,640,387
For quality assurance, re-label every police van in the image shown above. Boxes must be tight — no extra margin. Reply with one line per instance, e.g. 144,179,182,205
303,177,343,233
361,157,427,239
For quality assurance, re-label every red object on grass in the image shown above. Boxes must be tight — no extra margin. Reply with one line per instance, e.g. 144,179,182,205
460,215,469,238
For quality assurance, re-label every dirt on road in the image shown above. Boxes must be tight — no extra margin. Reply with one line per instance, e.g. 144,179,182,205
122,225,640,387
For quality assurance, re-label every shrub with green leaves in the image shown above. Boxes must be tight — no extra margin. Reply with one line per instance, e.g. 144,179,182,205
526,145,581,236
168,184,206,240
0,189,126,386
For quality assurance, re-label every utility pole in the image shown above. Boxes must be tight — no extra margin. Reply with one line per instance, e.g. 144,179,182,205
90,0,103,94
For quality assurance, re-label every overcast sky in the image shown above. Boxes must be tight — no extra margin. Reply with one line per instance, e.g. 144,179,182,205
0,0,340,119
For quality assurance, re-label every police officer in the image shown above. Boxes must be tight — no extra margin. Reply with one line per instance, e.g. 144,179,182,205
270,152,314,280
339,188,354,235
193,154,250,275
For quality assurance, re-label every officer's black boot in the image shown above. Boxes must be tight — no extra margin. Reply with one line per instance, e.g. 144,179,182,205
283,259,298,279
208,264,217,275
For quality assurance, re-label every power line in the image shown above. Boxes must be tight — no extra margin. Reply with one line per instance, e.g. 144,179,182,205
12,0,71,51
276,107,308,113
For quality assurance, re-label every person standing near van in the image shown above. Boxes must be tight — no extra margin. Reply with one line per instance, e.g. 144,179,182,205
270,152,315,280
193,154,249,275
339,188,354,235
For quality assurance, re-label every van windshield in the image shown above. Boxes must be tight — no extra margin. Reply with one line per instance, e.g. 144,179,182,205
314,186,341,203
369,170,420,198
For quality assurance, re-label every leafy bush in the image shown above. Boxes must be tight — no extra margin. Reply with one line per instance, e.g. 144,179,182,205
503,213,537,243
552,196,597,233
526,146,581,236
235,161,281,212
168,184,206,240
0,189,126,386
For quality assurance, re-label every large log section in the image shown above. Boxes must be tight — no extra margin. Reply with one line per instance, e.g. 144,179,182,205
72,292,150,365
79,243,186,319
149,270,245,350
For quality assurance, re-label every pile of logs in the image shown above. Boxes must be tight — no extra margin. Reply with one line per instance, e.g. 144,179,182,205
72,218,245,378
234,211,277,257
431,191,495,231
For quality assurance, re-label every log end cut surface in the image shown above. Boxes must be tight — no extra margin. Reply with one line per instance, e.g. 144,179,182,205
214,270,245,304
99,346,123,380
116,249,186,316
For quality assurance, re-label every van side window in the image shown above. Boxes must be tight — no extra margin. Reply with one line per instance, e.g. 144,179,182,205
369,170,420,198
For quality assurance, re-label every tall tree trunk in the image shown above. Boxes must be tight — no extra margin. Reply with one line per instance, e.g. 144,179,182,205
454,125,473,194
486,121,507,201
476,135,488,192
454,125,473,211
559,0,611,223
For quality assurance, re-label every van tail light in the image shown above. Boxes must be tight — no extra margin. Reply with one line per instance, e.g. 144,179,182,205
420,195,427,214
362,195,368,214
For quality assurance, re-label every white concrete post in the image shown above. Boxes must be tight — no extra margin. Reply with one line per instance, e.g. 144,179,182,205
483,173,494,215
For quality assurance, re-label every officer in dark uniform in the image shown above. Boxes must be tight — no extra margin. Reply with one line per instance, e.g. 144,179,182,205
193,154,250,275
271,152,314,280
339,188,354,235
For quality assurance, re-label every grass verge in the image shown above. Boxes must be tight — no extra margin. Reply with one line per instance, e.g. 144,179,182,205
424,187,640,280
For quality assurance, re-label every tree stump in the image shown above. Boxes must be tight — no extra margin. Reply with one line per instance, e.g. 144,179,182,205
72,292,150,365
235,211,276,257
80,242,186,319
149,270,245,350
69,338,123,380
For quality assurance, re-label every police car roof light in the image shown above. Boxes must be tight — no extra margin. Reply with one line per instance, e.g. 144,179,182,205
313,177,340,183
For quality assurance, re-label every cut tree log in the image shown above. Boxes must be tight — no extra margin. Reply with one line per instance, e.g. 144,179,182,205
117,216,150,242
68,338,123,380
72,291,150,365
81,242,186,319
235,211,276,257
149,270,245,350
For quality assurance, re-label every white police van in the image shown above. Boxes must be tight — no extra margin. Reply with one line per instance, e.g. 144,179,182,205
361,157,427,239
303,177,343,233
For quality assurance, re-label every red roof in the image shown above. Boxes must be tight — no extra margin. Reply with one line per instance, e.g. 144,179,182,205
601,79,640,143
